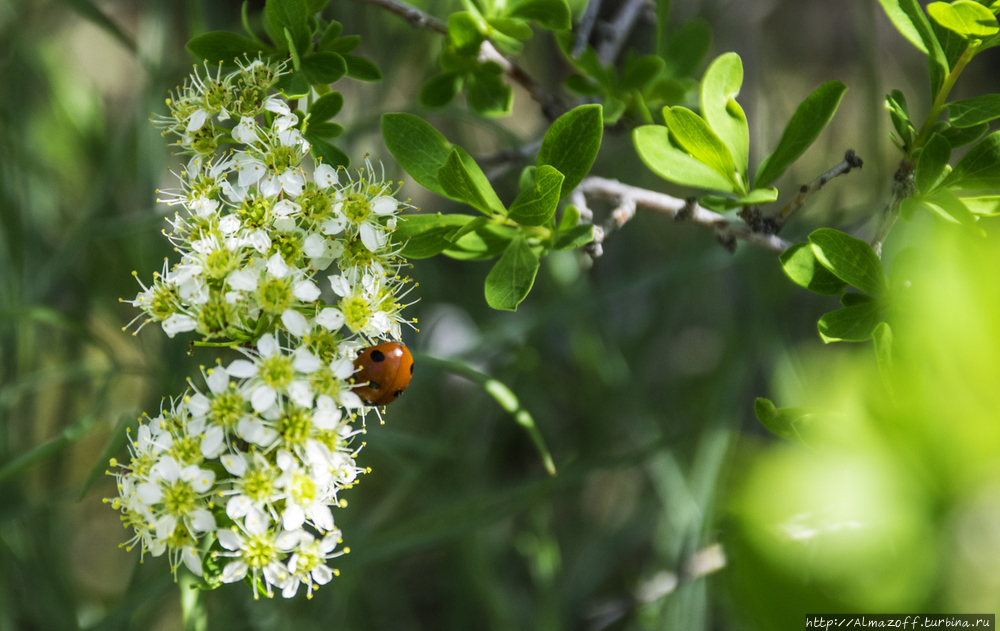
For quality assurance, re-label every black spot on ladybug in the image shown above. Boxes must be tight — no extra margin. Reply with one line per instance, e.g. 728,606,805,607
369,380,380,390
370,349,385,362
394,390,403,398
410,363,414,375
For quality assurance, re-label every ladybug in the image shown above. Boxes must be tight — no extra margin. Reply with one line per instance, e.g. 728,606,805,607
351,342,414,406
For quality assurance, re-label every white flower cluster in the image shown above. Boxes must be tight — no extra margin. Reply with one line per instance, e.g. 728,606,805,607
108,58,417,598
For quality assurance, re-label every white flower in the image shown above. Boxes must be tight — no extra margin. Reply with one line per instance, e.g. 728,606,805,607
315,308,345,331
293,280,321,302
281,309,310,336
314,164,339,188
232,117,260,145
162,314,196,337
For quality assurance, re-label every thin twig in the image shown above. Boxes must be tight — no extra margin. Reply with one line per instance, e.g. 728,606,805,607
358,0,447,33
574,0,603,58
596,0,648,65
773,149,864,231
357,0,566,120
575,177,793,256
871,159,915,257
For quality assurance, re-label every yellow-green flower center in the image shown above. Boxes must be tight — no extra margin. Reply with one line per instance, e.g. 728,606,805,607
241,468,275,502
340,295,371,332
259,355,294,389
342,193,371,224
162,480,197,517
150,284,180,320
290,473,317,505
245,534,276,569
298,187,332,224
210,390,245,429
239,194,271,229
170,435,202,466
278,405,311,446
257,277,292,314
265,146,295,174
270,232,303,267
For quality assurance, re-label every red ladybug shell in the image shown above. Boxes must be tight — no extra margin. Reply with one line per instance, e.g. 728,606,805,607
352,342,414,406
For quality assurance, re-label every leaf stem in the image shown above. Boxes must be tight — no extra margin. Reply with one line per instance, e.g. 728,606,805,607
912,40,979,152
412,352,557,475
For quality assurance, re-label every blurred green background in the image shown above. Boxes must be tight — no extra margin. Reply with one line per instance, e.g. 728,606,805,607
1,0,999,629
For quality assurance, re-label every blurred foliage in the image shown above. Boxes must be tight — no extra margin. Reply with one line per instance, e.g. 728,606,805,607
1,0,1000,630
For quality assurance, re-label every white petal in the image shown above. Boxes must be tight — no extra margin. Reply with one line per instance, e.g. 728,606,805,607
257,333,278,357
264,95,291,115
320,216,346,235
306,504,335,532
328,275,351,297
293,280,322,302
190,508,216,532
260,174,281,197
279,170,304,197
189,468,216,493
182,546,204,576
273,199,301,218
219,214,241,235
340,390,365,409
227,269,258,292
237,160,265,188
263,561,289,587
217,528,244,551
276,449,295,470
247,230,271,254
267,253,290,278
188,393,210,418
319,532,341,554
281,309,310,336
287,380,314,408
371,196,398,215
245,506,269,536
360,224,381,252
136,482,163,505
155,515,177,538
226,359,257,378
161,314,197,338
303,234,329,258
283,503,305,530
227,496,252,521
206,368,230,394
282,578,301,599
221,452,247,476
312,564,334,585
200,426,226,458
314,164,338,188
276,529,304,552
292,348,321,373
186,109,208,133
315,308,344,331
151,456,180,482
312,407,341,431
221,561,248,583
330,358,355,380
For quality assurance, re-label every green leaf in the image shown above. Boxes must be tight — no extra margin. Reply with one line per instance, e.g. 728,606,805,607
266,0,310,53
663,106,738,187
448,216,491,242
779,243,848,295
886,90,915,147
449,12,486,53
344,55,382,81
390,214,475,258
817,301,883,343
738,188,779,204
927,0,999,37
940,130,1000,189
381,113,454,196
507,165,564,226
274,71,311,98
318,20,343,49
942,121,989,148
662,18,711,78
808,228,888,298
753,398,818,442
700,52,749,178
488,17,533,40
915,132,952,193
959,195,1000,215
948,93,1000,128
564,74,602,96
633,124,736,192
438,150,502,216
467,63,514,117
920,189,982,230
324,34,361,53
754,81,847,189
620,55,665,91
553,224,594,250
877,0,946,55
420,73,463,109
444,224,519,259
307,122,343,138
186,31,265,65
537,104,603,197
306,0,329,12
485,236,541,310
506,0,571,30
302,52,347,84
306,133,350,167
309,91,344,121
558,204,580,230
841,292,876,307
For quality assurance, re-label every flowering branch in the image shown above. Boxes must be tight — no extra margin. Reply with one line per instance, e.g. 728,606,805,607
572,177,794,257
355,0,566,119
